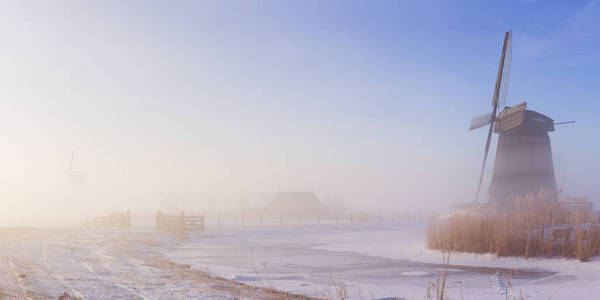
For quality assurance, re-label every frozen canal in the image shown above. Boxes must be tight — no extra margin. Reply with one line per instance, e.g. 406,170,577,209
168,222,600,300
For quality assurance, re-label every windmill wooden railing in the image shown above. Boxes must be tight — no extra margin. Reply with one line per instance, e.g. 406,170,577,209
155,211,204,239
84,210,132,228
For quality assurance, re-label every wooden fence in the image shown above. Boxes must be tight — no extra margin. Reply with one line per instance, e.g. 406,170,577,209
84,210,132,228
156,212,204,238
202,212,429,228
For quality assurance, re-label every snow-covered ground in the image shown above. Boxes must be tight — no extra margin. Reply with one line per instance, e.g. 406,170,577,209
1,222,598,299
0,228,311,299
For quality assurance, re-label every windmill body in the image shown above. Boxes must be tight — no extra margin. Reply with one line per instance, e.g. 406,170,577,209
488,107,557,206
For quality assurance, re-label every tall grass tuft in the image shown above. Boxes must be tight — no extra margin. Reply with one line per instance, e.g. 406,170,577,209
428,191,600,262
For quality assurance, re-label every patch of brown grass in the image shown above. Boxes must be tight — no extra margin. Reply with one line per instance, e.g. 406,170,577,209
428,191,600,262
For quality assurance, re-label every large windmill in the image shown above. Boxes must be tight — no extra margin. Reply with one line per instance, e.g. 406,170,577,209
469,30,559,206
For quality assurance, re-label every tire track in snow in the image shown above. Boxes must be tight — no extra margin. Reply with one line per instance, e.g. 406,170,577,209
7,242,29,299
0,251,27,299
42,241,86,299
67,244,147,300
9,259,29,300
95,252,151,300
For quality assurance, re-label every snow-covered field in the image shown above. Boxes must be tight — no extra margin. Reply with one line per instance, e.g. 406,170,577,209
1,222,599,299
0,228,311,299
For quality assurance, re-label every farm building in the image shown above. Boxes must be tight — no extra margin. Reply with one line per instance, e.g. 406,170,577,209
267,191,331,217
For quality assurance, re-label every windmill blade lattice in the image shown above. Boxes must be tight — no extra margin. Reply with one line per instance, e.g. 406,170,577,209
496,30,512,110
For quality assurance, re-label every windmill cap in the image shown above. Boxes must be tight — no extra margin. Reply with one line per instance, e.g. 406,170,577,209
496,108,554,133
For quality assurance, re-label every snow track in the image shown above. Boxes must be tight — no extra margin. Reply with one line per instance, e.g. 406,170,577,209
0,249,26,299
41,241,86,299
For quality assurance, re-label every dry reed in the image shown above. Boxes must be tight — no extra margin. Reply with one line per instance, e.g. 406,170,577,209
428,191,600,262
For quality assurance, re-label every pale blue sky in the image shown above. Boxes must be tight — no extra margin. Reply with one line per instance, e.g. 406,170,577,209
0,0,599,218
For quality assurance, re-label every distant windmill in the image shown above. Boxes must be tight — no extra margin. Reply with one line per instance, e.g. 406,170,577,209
469,31,573,206
65,151,86,190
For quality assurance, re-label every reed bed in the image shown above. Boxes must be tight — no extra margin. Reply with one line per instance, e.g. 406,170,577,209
428,191,600,261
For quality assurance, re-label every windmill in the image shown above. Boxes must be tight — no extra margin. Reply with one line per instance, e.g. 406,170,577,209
65,151,86,190
469,30,565,206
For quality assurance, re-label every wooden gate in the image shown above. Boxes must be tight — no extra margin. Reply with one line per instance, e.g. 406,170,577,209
156,212,204,238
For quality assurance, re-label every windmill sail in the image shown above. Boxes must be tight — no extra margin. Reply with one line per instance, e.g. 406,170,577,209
474,30,512,203
496,30,512,110
469,112,493,131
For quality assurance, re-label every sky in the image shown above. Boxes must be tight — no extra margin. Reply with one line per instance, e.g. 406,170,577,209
0,0,599,225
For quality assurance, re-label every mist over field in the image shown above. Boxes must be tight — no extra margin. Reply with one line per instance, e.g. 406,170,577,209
0,97,479,227
1,1,599,228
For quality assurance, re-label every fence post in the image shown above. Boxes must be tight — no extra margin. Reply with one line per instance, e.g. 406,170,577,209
218,213,221,227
